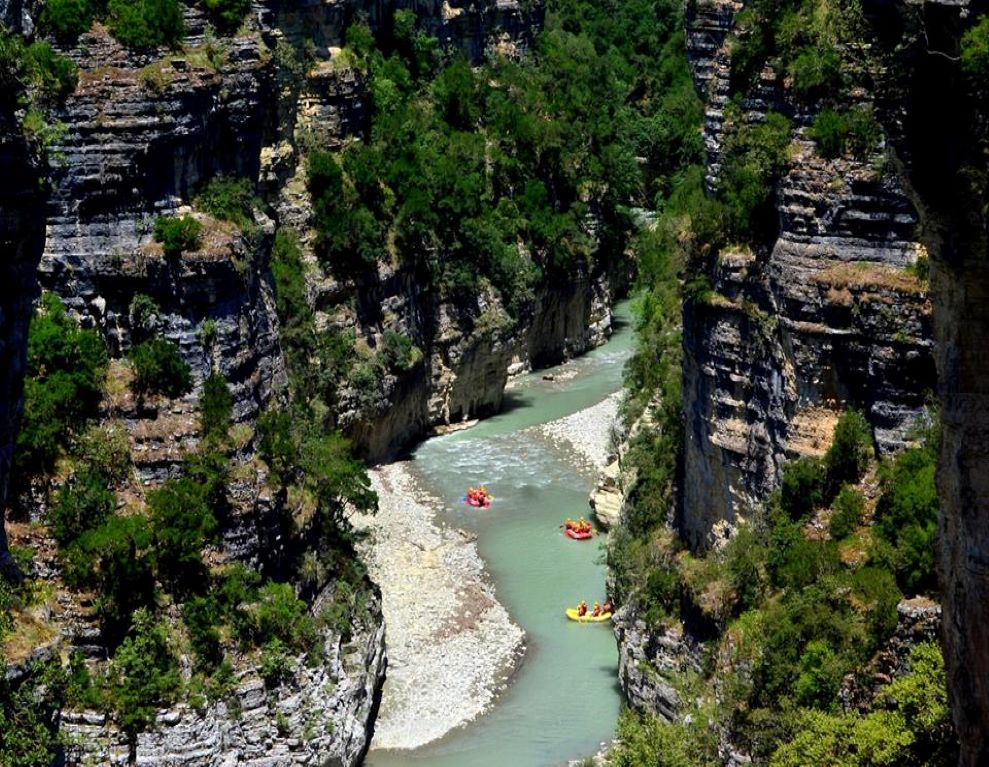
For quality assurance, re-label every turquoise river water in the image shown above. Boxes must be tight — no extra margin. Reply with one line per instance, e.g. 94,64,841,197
366,302,633,767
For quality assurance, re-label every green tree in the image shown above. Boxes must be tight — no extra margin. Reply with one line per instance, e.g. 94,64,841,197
62,515,156,645
16,292,108,475
107,0,184,49
195,176,256,227
108,609,181,732
182,596,222,672
148,478,217,597
874,444,939,594
128,337,192,398
199,373,233,443
49,467,115,545
201,0,252,31
153,214,202,258
40,0,93,44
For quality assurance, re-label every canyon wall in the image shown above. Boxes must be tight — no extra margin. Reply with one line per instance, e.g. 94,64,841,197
860,0,989,761
0,0,625,762
0,114,45,578
678,0,935,550
672,0,989,761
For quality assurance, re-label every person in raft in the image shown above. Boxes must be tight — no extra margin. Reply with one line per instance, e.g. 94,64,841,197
577,600,588,617
592,602,602,617
565,517,574,530
602,599,613,615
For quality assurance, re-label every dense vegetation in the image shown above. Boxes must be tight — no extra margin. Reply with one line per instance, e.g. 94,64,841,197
36,0,255,47
303,0,701,321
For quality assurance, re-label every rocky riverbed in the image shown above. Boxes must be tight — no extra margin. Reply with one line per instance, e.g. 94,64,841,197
353,463,525,751
529,391,622,472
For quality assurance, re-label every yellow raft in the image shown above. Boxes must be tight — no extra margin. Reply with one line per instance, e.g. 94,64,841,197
565,608,613,623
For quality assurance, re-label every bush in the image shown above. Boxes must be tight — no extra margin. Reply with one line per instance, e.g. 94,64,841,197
182,596,222,673
811,107,882,160
874,444,939,594
200,373,233,443
148,478,217,596
238,582,316,651
62,515,156,645
129,293,160,342
379,330,422,371
128,337,192,398
16,292,108,474
828,486,864,540
720,111,792,242
107,0,184,49
778,457,824,520
961,16,989,76
201,0,252,31
49,467,114,545
23,40,78,104
153,214,202,258
40,0,93,44
824,410,873,496
195,176,256,228
810,109,846,159
108,609,181,732
259,637,294,688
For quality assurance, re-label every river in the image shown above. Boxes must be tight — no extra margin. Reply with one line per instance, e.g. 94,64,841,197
365,301,633,767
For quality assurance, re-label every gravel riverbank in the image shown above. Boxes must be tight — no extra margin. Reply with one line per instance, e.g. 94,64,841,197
530,391,622,471
353,463,525,751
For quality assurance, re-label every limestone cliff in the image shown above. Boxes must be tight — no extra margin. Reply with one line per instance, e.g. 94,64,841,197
858,1,989,761
678,0,936,550
0,0,626,762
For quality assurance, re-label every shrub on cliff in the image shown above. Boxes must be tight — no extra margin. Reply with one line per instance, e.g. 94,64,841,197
199,373,233,444
194,176,256,229
40,0,93,44
201,0,252,32
824,409,873,495
107,0,184,49
828,485,865,540
873,442,939,594
720,110,792,243
49,467,114,545
811,107,883,160
128,337,192,398
0,32,78,107
16,293,108,475
961,16,989,76
148,478,217,597
61,515,156,644
107,609,181,732
153,214,202,258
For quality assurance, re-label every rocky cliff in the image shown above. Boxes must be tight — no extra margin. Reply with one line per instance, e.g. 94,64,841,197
0,0,631,762
678,0,936,550
61,586,386,767
858,1,989,761
0,112,45,579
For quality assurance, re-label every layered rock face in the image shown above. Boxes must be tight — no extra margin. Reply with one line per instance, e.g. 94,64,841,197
857,1,989,761
331,266,616,462
678,1,936,550
61,587,386,767
0,0,614,762
0,114,45,578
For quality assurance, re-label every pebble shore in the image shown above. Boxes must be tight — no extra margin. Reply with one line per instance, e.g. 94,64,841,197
353,463,525,751
532,391,622,471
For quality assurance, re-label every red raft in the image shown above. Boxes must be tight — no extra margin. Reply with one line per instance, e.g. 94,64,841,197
565,528,593,540
463,486,493,508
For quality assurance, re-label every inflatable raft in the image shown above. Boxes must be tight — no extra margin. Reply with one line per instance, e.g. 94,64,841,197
565,608,613,623
565,528,593,540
